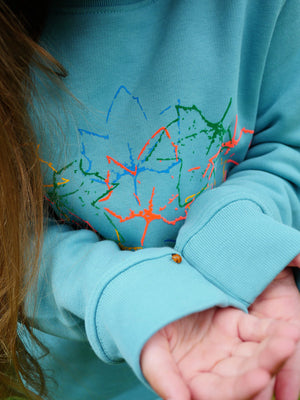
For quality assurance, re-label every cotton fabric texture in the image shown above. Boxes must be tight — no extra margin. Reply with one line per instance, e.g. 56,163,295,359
26,0,300,398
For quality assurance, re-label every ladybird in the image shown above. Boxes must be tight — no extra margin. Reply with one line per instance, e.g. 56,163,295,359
171,253,182,264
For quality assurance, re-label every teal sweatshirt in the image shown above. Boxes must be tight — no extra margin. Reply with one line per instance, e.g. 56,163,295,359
25,0,300,399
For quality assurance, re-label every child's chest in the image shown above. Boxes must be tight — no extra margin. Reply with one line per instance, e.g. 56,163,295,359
38,1,261,248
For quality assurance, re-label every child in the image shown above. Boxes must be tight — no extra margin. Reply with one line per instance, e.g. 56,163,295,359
1,0,300,399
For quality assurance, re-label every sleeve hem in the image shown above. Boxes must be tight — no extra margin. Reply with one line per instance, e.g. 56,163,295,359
176,198,300,305
85,249,245,383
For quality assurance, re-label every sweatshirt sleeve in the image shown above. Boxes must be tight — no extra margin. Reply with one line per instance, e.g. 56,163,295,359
25,218,243,383
25,0,300,387
175,0,300,309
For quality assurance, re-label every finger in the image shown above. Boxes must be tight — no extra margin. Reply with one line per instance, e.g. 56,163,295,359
251,381,275,400
140,332,191,400
238,313,300,343
251,378,275,400
275,368,300,400
246,336,297,376
214,336,297,378
274,345,300,400
189,368,271,400
232,341,257,357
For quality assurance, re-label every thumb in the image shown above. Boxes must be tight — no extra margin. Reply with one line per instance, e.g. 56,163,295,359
140,331,191,400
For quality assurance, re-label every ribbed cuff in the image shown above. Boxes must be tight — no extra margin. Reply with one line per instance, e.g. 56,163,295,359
85,248,242,384
176,199,300,306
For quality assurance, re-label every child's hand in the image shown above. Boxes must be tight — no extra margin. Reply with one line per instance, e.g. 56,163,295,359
249,258,300,400
140,307,299,400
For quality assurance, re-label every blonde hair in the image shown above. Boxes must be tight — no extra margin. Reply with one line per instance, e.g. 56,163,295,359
0,1,66,397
